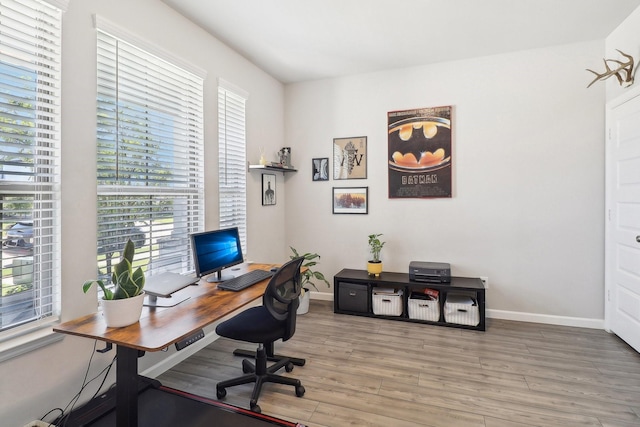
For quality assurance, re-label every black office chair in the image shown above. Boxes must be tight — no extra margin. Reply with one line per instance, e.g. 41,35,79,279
215,257,306,412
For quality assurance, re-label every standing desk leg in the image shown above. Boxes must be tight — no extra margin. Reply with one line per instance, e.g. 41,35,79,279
116,345,139,427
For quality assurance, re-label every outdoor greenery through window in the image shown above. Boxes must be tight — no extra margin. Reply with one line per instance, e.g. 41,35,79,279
0,0,63,335
95,24,204,286
218,82,247,252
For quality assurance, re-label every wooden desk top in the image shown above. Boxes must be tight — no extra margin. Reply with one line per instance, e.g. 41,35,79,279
53,263,279,352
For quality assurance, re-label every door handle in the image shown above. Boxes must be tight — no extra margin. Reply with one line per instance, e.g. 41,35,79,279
637,235,640,243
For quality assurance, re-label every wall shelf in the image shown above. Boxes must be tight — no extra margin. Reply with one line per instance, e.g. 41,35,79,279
248,163,297,173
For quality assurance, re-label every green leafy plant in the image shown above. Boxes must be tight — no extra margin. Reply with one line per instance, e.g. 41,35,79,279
290,247,330,291
368,233,385,262
82,239,145,300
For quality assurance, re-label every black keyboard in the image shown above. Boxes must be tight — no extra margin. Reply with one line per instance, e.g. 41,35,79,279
217,269,274,292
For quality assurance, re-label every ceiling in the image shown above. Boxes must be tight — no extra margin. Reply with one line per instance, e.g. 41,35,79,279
162,0,640,84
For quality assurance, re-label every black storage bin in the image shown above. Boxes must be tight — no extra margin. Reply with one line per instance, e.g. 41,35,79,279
337,282,369,313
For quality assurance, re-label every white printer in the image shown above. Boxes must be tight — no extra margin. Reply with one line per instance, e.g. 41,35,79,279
409,261,451,283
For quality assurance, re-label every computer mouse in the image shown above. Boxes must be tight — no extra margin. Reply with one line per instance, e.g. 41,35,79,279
270,267,278,272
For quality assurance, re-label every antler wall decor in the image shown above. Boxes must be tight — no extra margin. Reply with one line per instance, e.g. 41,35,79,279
586,49,635,88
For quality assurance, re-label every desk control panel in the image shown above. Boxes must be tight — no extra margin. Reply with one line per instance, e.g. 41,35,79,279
175,329,205,351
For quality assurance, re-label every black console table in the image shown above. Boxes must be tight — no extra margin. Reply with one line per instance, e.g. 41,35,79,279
334,268,485,331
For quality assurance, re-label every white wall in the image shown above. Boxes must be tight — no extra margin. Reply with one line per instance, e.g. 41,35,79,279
284,41,607,323
0,0,286,425
605,6,640,102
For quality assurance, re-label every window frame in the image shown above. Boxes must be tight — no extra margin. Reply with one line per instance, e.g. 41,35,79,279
0,0,66,350
218,80,248,253
93,17,206,289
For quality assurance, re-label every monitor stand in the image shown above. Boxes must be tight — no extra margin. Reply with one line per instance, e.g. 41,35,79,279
206,269,237,283
144,294,190,308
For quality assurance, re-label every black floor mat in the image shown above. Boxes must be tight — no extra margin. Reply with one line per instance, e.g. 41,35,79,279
57,378,302,427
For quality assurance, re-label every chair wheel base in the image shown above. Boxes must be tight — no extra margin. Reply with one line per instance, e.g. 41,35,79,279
242,359,254,374
216,387,227,399
250,400,261,413
296,385,305,397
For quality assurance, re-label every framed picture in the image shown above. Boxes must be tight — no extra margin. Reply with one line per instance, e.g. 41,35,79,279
332,187,368,214
333,136,367,179
262,173,276,206
388,106,452,198
312,157,329,181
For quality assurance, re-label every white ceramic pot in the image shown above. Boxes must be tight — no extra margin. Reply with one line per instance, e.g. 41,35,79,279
100,292,145,328
297,289,310,315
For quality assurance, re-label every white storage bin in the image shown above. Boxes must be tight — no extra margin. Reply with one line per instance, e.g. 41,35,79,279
408,297,440,322
372,288,403,316
444,293,479,326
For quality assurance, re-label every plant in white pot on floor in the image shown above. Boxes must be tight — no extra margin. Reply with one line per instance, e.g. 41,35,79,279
290,247,330,314
83,239,146,327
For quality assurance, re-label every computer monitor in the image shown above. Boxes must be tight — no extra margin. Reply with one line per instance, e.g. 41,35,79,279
190,227,244,283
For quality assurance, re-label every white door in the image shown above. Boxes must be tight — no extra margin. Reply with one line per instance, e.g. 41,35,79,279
605,86,640,353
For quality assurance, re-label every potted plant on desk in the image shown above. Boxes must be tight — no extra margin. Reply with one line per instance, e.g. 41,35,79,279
367,233,385,277
82,239,146,328
290,247,330,314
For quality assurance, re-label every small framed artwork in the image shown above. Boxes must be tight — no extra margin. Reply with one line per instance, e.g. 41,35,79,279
332,186,368,214
333,136,367,180
262,173,276,206
312,158,329,181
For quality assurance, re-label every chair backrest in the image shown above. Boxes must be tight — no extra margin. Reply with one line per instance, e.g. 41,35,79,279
263,256,305,342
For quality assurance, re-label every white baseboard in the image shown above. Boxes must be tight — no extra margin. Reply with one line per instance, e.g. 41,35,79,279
486,309,604,329
24,422,55,427
309,290,332,301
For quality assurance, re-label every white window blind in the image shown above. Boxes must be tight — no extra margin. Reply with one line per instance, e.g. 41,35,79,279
0,0,62,334
218,83,247,252
96,28,204,282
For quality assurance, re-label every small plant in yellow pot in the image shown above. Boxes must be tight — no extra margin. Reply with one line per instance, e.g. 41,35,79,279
367,233,385,277
82,239,146,328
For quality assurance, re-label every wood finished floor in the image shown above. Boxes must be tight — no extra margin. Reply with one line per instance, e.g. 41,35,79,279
156,301,640,427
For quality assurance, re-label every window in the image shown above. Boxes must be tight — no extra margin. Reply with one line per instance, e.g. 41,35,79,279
218,82,247,252
95,20,204,283
0,0,64,336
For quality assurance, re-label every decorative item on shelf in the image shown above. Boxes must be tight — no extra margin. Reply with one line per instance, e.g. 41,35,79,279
586,49,635,88
259,146,267,165
290,246,330,314
367,233,385,277
82,239,146,328
278,147,292,168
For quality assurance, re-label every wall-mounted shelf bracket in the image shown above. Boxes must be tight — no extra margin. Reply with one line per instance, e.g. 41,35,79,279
248,163,297,174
